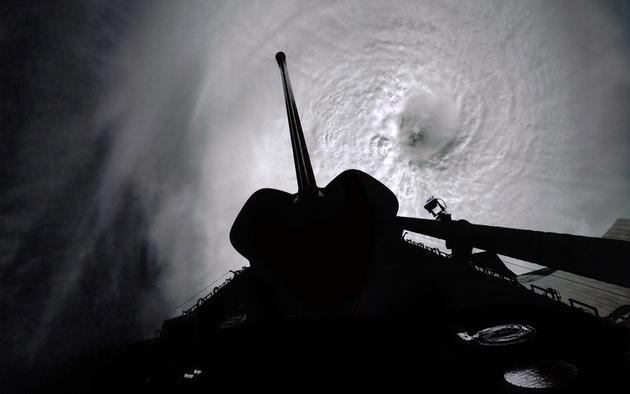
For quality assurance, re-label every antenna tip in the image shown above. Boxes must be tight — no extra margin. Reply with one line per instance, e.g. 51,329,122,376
275,51,286,65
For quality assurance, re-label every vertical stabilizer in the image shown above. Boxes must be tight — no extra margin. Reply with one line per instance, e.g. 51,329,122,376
275,52,318,198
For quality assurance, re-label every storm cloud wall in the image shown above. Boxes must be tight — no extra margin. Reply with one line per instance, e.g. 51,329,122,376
0,0,163,373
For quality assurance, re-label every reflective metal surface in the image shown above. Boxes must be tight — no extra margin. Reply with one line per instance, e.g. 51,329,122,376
457,323,536,346
504,360,579,389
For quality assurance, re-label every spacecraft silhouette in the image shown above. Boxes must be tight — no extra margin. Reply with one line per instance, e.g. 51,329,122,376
42,52,630,393
230,51,398,308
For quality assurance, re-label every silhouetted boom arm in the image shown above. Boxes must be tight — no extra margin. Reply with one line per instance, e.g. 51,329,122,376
276,52,317,197
396,217,630,288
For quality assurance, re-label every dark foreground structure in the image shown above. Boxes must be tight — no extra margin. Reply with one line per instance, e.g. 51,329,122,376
36,53,630,393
